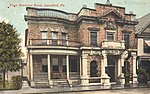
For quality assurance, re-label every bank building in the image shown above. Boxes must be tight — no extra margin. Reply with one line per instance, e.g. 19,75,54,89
25,0,138,87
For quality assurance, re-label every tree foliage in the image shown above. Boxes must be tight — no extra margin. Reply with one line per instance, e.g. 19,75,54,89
0,21,22,88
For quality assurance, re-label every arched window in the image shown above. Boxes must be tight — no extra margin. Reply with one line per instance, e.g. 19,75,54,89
90,60,98,77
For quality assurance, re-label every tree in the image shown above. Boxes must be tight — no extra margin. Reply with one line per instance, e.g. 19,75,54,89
0,21,22,88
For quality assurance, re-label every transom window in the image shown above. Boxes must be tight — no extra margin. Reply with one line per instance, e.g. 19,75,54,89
90,32,97,46
107,32,114,41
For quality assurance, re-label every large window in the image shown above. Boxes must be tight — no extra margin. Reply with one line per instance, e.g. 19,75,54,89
124,33,130,49
52,57,59,72
62,33,67,46
90,32,97,46
41,31,47,45
70,58,78,72
107,32,114,41
62,58,66,72
41,55,48,72
52,32,58,45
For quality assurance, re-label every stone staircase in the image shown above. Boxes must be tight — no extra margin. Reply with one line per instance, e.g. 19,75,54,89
53,79,70,87
53,79,80,87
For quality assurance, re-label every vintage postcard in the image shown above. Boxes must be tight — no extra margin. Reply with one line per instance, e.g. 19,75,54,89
0,0,150,94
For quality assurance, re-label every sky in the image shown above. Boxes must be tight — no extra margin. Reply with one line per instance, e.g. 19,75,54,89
0,0,150,49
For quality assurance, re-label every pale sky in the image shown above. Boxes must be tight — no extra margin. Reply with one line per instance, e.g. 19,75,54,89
0,0,150,48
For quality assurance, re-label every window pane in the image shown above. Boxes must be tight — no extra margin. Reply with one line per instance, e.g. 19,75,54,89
62,58,66,72
53,65,59,72
107,32,114,41
52,32,58,39
70,59,78,72
62,33,67,46
42,55,47,72
42,31,47,39
42,65,48,72
124,33,130,49
52,58,58,65
42,57,47,65
62,33,66,39
41,31,47,45
52,32,58,45
90,32,97,46
52,57,59,72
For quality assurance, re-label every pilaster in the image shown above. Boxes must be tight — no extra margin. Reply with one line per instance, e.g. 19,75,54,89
132,55,138,86
81,54,89,86
101,54,110,86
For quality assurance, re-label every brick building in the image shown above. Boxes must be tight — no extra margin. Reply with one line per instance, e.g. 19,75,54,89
25,1,138,87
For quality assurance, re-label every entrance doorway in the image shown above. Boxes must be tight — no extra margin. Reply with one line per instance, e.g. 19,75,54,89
106,57,116,82
90,60,98,77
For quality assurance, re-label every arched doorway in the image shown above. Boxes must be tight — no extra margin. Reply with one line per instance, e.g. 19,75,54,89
90,60,98,77
106,58,116,82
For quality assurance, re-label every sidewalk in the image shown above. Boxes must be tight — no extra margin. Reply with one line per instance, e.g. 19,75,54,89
0,84,149,94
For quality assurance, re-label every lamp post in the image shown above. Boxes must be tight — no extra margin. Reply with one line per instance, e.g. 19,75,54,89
124,51,130,87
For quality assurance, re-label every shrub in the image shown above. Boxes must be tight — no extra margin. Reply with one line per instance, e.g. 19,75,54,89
11,75,22,89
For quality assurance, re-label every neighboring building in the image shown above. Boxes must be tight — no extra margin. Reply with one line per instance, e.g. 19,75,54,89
25,1,138,87
136,13,150,83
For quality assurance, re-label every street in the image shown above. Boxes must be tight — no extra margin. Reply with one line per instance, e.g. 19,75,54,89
0,87,150,94
59,88,150,94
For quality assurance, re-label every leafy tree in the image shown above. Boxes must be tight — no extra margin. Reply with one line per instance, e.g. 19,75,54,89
0,21,22,88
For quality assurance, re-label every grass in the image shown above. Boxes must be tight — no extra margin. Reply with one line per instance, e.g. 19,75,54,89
0,81,20,90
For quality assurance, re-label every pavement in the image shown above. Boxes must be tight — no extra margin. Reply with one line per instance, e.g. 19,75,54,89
0,84,149,94
59,88,150,94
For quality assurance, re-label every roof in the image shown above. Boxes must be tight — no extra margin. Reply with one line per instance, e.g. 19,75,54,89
136,13,150,34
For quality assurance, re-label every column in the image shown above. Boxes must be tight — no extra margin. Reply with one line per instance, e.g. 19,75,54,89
117,58,121,76
121,56,124,67
101,54,110,86
30,54,35,87
101,56,105,76
132,56,138,84
30,54,33,81
80,56,82,78
48,54,50,80
81,54,89,86
66,55,69,79
66,55,72,87
48,54,53,88
117,56,125,85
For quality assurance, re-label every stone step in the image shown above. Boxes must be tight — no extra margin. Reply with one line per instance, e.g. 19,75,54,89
53,80,70,87
22,81,30,89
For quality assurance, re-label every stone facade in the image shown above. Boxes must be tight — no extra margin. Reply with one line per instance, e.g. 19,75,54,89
25,2,138,87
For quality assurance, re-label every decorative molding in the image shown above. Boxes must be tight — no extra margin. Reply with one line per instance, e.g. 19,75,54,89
88,27,100,31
